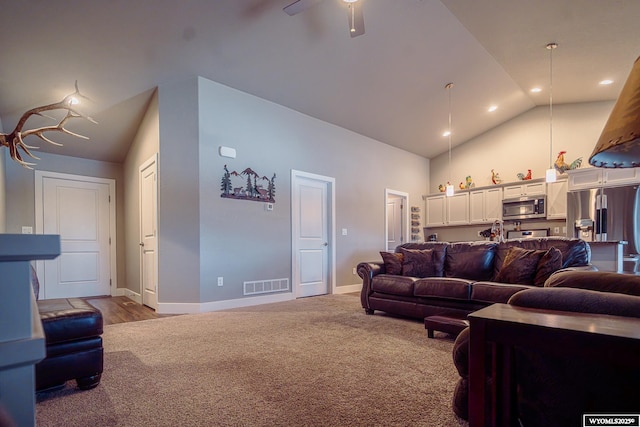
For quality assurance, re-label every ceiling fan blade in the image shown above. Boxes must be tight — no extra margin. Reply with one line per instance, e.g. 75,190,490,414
348,2,365,38
283,0,324,16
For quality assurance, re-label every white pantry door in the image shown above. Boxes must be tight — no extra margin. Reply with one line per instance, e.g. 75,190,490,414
140,154,158,310
36,172,114,299
291,170,335,298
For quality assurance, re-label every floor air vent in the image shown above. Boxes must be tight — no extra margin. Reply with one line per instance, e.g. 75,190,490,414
243,278,289,296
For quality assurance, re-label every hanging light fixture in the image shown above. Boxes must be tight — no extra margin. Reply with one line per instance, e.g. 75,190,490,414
545,42,558,183
445,83,455,197
589,55,640,168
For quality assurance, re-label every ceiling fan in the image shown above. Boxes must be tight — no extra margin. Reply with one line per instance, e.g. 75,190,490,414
283,0,365,38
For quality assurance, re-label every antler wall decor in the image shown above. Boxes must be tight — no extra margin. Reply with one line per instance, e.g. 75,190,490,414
0,81,96,168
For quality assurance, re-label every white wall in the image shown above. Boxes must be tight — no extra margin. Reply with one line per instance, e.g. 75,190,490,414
3,152,126,288
157,76,429,306
429,101,615,193
122,90,159,295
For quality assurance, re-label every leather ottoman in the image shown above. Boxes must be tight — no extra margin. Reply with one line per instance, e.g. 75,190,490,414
424,314,469,338
36,298,104,391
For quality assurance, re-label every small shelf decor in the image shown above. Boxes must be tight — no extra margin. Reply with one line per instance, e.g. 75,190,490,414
220,165,276,203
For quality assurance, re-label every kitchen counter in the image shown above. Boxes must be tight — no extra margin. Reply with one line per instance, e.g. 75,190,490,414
586,240,628,273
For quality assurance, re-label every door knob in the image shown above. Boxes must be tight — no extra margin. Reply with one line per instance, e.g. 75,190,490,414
139,242,145,247
323,242,328,246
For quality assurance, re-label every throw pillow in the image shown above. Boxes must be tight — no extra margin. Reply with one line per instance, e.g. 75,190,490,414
379,252,404,275
495,247,545,285
533,247,563,287
398,247,435,278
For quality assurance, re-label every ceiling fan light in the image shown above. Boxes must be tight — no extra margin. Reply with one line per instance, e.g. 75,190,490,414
342,0,358,3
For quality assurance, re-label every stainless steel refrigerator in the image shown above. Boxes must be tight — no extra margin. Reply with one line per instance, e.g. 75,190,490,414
567,184,640,269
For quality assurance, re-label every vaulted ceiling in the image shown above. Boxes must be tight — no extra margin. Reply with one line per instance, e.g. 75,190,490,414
1,0,638,164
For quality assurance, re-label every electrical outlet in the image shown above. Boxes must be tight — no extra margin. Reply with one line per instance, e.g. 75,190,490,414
554,227,560,234
352,267,357,275
217,277,223,287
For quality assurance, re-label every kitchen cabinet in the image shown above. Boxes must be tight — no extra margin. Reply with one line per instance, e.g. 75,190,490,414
447,192,470,225
502,182,546,199
546,179,568,219
568,167,640,191
425,193,469,226
603,168,640,186
567,168,603,190
425,195,446,226
470,188,503,224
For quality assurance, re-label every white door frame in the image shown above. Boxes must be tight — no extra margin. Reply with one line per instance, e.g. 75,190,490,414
291,169,336,298
385,189,409,251
34,170,117,296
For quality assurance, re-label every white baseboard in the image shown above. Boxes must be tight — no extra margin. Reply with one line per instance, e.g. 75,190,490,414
334,283,362,294
120,285,361,315
157,292,295,314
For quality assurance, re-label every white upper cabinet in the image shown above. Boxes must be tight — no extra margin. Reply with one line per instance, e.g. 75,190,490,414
425,194,446,226
470,188,503,224
425,193,470,226
567,168,603,190
447,192,470,225
568,167,640,190
502,182,546,199
603,168,640,186
546,179,568,219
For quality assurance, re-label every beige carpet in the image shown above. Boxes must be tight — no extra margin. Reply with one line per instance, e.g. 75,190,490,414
36,294,466,426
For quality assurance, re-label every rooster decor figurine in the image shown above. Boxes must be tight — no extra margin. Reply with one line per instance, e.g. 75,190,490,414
554,151,582,174
491,169,503,185
517,169,532,181
459,176,475,190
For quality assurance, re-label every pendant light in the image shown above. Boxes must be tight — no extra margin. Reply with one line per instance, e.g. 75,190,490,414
545,42,558,183
589,55,640,168
445,83,455,197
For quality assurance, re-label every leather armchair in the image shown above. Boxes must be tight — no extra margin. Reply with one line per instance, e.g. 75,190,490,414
452,271,640,424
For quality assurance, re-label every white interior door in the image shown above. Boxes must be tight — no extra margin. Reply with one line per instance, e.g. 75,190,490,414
140,155,158,310
385,189,409,252
36,172,114,299
292,170,335,298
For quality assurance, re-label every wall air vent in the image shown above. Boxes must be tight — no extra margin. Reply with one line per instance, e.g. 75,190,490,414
243,278,289,296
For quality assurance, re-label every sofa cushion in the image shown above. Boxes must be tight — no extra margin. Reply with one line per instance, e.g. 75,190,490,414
495,238,590,276
508,287,640,318
544,270,640,296
533,247,563,286
414,277,472,300
495,247,545,285
371,274,416,297
379,251,403,275
396,242,447,276
470,281,533,304
398,247,438,278
445,242,497,281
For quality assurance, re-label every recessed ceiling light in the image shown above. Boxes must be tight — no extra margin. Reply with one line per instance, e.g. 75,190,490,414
530,87,542,93
488,105,498,113
599,79,614,85
442,130,451,137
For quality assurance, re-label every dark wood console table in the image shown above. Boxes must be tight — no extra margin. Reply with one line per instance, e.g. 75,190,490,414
468,303,640,427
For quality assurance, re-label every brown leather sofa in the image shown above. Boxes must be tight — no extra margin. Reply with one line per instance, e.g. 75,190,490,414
31,267,104,392
357,237,592,321
452,271,640,425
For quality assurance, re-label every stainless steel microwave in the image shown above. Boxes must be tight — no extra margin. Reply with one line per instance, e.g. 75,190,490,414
502,196,546,220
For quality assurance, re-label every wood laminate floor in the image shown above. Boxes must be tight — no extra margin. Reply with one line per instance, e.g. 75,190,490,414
84,296,178,325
